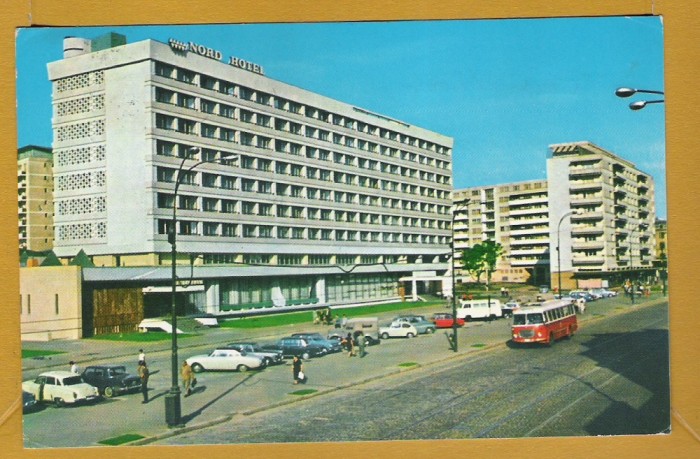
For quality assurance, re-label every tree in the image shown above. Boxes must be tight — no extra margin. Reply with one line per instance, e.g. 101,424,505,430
461,240,504,285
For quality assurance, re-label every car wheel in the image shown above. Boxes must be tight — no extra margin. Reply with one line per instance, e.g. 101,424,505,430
426,327,435,334
407,333,414,338
191,363,204,373
301,352,311,360
237,364,249,372
53,398,65,408
263,357,271,366
381,332,389,339
104,386,115,398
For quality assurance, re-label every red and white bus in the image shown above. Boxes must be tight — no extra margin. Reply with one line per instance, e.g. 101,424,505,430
511,299,578,345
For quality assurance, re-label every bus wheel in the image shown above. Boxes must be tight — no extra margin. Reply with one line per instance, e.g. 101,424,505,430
547,333,555,346
565,327,573,339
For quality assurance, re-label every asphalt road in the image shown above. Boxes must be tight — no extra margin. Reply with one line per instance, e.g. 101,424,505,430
154,301,669,444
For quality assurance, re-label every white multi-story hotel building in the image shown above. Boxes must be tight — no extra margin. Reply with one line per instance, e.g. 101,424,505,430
18,145,54,252
46,33,453,314
547,141,655,288
452,179,550,285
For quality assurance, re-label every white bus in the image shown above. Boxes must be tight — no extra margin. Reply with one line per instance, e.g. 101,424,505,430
456,298,502,321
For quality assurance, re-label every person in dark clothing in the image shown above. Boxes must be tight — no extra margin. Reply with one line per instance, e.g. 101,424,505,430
292,355,303,384
137,360,149,403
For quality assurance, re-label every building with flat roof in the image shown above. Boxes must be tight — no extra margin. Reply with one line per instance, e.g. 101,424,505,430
547,141,655,289
43,33,453,325
452,179,549,285
18,145,54,252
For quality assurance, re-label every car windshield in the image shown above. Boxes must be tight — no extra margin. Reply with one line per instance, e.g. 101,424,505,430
62,376,84,386
513,313,544,325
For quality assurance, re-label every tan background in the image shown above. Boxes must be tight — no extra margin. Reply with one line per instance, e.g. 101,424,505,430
1,0,697,457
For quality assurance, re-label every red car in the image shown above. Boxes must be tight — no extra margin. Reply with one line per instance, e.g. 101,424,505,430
431,313,465,328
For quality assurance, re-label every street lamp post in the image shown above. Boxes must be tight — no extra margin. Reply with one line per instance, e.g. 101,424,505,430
615,87,665,111
556,210,577,297
450,198,470,352
164,147,238,427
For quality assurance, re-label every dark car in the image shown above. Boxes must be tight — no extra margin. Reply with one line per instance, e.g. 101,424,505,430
22,391,39,413
81,365,141,398
291,332,343,353
261,337,327,360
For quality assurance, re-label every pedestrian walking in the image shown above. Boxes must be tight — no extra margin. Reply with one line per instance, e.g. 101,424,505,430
341,314,348,327
69,361,80,374
138,349,146,365
346,332,355,357
137,360,149,403
292,355,304,384
356,331,366,358
181,361,194,397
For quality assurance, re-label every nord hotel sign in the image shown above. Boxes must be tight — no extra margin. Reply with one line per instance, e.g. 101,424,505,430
168,38,264,75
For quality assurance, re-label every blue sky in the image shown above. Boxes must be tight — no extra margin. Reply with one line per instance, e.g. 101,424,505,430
16,17,666,217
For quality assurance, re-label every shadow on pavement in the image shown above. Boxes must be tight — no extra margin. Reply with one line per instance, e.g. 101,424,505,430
181,373,256,424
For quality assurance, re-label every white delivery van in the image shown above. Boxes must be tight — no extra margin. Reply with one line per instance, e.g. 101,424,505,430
328,317,380,344
456,298,503,321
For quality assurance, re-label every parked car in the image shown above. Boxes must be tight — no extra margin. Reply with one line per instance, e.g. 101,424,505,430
569,290,596,302
291,332,343,353
261,337,328,360
589,288,617,298
81,364,141,398
501,301,522,318
392,315,436,334
328,317,380,345
186,348,265,373
225,342,284,366
431,313,465,329
22,371,100,407
379,322,419,339
22,391,39,413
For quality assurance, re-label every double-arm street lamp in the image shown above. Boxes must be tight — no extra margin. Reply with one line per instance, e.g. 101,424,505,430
615,87,665,111
449,198,470,352
556,209,579,297
165,147,238,427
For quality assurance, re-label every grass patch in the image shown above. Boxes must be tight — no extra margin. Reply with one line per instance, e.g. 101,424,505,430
398,362,418,367
98,433,145,446
88,332,199,342
22,349,66,359
470,343,487,348
290,389,318,396
221,301,444,329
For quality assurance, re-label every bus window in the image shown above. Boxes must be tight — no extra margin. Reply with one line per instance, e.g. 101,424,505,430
527,313,544,324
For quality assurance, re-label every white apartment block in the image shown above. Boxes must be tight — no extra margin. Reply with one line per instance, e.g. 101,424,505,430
548,141,655,288
18,145,54,252
452,179,549,285
45,33,454,312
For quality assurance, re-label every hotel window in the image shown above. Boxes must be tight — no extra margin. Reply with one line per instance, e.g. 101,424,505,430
310,255,331,265
291,207,304,218
259,181,273,194
220,104,235,119
321,209,332,221
156,140,176,156
155,62,175,78
256,92,271,106
155,87,175,104
177,94,196,109
177,69,196,84
239,86,253,100
259,203,273,216
156,167,175,183
179,220,197,235
321,229,332,240
240,110,253,123
220,128,236,143
203,222,219,236
242,179,256,193
320,189,331,201
278,226,290,238
319,130,329,142
290,143,302,155
158,219,173,235
156,114,176,130
201,99,216,114
220,82,235,96
222,223,236,237
308,207,319,219
257,114,271,128
178,119,196,135
290,164,303,177
203,198,218,212
308,229,319,240
277,205,290,218
243,225,256,237
279,255,303,265
259,226,273,238
292,227,304,239
202,124,217,139
157,193,175,209
179,195,198,210
290,185,303,197
307,188,318,200
289,101,302,114
274,98,287,110
201,75,217,91
276,140,288,153
221,176,236,190
290,122,302,135
257,159,272,172
221,199,236,213
240,133,254,146
319,170,331,182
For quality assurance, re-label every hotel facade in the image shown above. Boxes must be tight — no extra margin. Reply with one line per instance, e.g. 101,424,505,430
43,33,453,323
18,145,54,252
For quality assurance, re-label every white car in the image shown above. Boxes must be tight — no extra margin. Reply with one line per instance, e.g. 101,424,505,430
379,322,419,339
22,371,100,407
186,348,265,373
